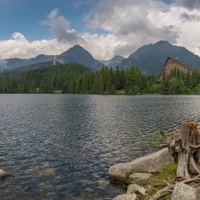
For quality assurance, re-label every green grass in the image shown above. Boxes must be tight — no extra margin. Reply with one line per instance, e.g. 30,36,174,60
140,131,166,149
115,90,125,94
126,163,178,199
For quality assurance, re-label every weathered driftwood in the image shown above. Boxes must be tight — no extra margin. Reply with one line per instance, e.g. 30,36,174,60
149,123,200,200
160,122,200,181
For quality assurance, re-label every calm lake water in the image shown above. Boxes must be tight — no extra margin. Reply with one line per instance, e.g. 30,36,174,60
0,94,200,200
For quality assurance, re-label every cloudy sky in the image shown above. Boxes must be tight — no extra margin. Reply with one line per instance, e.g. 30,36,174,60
1,0,200,60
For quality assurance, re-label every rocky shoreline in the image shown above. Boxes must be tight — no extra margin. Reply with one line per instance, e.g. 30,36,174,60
1,147,199,199
108,148,200,200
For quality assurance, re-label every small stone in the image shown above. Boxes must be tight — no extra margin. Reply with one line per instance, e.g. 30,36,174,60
38,182,53,191
0,157,5,162
26,165,56,177
0,169,10,179
97,180,109,188
129,173,152,182
42,168,56,176
113,193,137,200
127,184,147,196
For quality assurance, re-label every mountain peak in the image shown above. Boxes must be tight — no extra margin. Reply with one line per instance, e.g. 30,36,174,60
129,43,152,59
57,44,103,70
67,44,91,55
155,40,170,44
119,40,200,76
71,44,83,49
154,40,172,48
109,55,125,62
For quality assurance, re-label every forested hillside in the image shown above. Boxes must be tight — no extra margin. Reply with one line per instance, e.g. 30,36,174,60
0,64,159,94
0,63,91,93
1,63,200,94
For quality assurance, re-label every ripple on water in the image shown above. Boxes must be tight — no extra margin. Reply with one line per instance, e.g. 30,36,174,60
1,94,200,199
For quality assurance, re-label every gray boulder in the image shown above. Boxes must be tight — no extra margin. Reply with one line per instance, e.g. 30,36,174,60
109,148,173,183
172,182,197,200
113,193,137,200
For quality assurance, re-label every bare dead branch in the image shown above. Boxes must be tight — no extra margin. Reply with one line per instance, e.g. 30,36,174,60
189,144,200,149
150,184,174,200
160,130,168,141
150,175,200,200
159,144,168,148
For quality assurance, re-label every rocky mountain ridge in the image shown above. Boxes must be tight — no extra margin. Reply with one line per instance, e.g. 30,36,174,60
1,41,200,76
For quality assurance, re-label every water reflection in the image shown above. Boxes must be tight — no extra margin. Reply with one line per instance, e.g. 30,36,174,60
0,94,200,199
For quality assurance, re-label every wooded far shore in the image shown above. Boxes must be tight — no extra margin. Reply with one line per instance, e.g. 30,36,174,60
0,62,200,94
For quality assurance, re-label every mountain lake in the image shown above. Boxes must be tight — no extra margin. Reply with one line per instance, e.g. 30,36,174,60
0,94,200,200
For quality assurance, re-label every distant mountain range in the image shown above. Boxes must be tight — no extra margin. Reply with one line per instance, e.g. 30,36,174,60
1,41,200,76
98,55,125,67
0,45,103,71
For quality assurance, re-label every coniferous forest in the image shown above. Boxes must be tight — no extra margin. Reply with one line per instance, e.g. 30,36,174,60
1,63,200,94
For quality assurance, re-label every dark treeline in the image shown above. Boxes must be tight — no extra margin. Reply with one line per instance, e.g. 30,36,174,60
68,65,158,94
1,63,200,94
0,63,91,93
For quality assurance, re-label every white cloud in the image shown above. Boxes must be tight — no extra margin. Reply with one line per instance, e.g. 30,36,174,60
0,8,111,60
175,0,200,10
0,32,71,60
81,32,126,59
10,32,27,41
1,1,200,61
41,8,85,44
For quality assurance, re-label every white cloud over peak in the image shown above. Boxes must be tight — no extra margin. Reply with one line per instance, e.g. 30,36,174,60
1,1,200,61
84,0,179,52
84,0,200,57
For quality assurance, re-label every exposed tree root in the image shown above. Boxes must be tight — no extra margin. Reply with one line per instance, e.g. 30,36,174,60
150,175,200,200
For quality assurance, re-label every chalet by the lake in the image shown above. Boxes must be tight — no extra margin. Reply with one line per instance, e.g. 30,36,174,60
157,57,193,82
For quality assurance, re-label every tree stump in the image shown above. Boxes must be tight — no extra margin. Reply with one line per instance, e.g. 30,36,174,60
161,122,200,181
151,123,200,200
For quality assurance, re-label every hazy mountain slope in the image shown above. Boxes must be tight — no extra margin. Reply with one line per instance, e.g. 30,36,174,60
28,54,52,65
3,58,27,69
0,55,52,70
99,55,125,67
